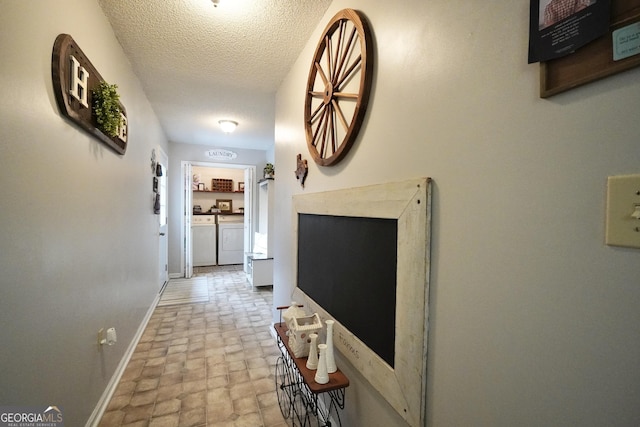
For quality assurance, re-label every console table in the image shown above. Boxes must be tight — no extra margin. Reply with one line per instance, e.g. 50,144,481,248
274,322,349,426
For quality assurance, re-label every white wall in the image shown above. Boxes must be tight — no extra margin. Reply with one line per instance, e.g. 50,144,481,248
0,1,168,425
273,0,640,426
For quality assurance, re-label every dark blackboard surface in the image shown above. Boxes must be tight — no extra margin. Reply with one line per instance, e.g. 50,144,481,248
297,214,397,367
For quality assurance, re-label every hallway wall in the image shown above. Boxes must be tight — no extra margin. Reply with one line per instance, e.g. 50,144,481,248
0,1,168,425
273,0,640,426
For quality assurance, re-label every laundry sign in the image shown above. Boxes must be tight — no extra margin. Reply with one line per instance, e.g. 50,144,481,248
205,149,237,160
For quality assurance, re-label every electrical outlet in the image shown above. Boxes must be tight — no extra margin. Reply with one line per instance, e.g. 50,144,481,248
606,174,640,248
106,327,117,345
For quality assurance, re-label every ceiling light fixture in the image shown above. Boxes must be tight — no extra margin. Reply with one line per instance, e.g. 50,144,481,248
211,0,220,7
218,120,238,133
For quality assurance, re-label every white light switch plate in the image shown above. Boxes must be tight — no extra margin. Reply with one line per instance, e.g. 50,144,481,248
606,174,640,248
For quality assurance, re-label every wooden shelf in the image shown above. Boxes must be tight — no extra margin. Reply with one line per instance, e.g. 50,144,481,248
193,190,243,193
274,323,349,392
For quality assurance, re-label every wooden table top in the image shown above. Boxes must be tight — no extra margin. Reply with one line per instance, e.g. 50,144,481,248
274,322,349,393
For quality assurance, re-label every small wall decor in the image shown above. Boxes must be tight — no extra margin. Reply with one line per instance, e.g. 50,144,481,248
217,199,232,213
51,34,128,154
205,149,238,160
153,194,161,214
212,178,233,192
92,81,123,137
192,174,201,190
264,163,275,179
150,149,157,173
304,9,373,166
151,150,161,215
539,0,640,97
238,182,245,192
295,154,309,188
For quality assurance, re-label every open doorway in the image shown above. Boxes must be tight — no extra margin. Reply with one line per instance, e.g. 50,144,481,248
180,161,256,278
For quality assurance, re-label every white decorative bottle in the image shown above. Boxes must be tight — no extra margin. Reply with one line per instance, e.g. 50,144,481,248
314,344,329,384
325,320,337,373
306,333,319,370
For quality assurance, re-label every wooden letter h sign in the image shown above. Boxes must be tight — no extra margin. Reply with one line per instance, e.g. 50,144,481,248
51,34,128,154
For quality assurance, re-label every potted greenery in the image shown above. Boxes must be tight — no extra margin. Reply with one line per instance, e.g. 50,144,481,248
264,163,275,179
92,81,122,138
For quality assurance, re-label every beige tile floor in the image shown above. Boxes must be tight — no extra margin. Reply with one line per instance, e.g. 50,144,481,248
98,265,287,427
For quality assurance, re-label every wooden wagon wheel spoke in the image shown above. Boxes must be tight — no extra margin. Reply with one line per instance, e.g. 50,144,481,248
311,107,328,147
304,9,373,166
332,99,349,132
335,54,362,90
330,20,346,83
333,27,358,86
333,92,359,99
309,100,325,124
315,62,330,87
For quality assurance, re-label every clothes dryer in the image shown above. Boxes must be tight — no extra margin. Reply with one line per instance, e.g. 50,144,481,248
217,214,244,265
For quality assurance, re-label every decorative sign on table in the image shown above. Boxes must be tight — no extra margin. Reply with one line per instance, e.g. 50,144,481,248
51,34,128,154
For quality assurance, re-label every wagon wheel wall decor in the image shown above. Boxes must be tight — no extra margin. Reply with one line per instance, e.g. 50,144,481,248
304,9,373,167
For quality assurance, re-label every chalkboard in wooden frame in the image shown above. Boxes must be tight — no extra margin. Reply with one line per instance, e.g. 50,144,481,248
292,178,432,427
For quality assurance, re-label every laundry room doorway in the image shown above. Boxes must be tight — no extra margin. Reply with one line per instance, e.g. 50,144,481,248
181,161,256,278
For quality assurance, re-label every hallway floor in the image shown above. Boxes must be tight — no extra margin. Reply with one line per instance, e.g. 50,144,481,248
98,265,287,427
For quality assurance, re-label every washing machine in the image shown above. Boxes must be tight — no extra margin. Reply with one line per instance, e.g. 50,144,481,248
192,215,217,266
217,214,244,265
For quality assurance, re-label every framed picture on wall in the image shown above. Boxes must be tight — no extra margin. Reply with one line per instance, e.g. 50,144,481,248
238,182,245,192
217,199,232,213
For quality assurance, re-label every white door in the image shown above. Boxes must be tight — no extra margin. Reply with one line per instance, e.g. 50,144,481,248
157,147,169,289
182,162,193,278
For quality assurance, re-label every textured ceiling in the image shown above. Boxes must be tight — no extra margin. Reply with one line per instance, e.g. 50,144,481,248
98,0,332,150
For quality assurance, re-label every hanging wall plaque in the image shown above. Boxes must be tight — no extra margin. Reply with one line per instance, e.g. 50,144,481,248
51,34,128,154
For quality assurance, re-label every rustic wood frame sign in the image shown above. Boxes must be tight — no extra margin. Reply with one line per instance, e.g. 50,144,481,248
541,0,640,97
293,178,432,426
51,34,128,154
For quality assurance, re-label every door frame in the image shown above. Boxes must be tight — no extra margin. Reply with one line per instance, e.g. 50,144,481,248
157,146,169,289
180,161,256,278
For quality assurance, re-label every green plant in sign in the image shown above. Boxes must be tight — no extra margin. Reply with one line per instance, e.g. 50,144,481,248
92,81,122,137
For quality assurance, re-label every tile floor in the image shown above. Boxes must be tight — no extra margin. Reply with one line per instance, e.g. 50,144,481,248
98,265,287,427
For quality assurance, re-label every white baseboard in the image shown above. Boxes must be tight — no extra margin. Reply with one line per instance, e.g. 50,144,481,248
85,292,161,427
169,273,182,279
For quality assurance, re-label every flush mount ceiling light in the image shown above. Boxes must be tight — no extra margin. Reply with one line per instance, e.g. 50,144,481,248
211,0,220,6
218,120,238,133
